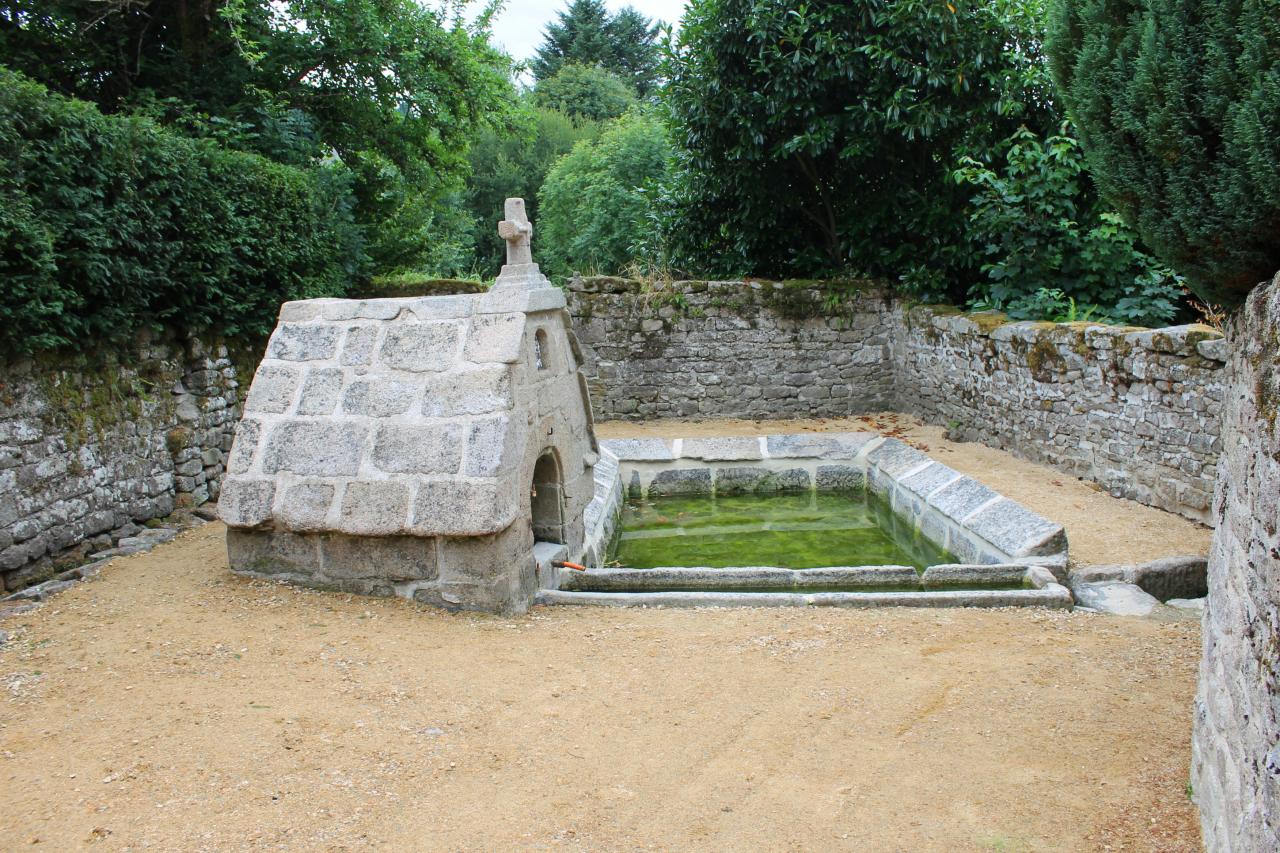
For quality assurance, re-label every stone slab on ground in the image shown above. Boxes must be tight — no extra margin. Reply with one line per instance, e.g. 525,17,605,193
1071,581,1161,617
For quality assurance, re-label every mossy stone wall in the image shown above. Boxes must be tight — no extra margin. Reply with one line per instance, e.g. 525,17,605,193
0,333,250,591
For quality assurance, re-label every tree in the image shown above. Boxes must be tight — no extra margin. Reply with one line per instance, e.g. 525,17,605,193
535,64,637,121
464,100,600,275
0,0,516,271
530,0,661,96
661,0,1056,292
1046,0,1280,306
538,109,672,279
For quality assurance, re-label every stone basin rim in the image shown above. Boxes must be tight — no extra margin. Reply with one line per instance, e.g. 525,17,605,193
563,431,1072,609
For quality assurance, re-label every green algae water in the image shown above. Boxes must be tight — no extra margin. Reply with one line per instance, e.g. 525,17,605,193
612,491,953,571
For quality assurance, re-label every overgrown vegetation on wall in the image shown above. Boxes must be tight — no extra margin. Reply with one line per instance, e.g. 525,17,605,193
0,69,361,355
955,125,1185,327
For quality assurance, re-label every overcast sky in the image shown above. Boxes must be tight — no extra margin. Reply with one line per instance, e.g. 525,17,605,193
487,0,689,61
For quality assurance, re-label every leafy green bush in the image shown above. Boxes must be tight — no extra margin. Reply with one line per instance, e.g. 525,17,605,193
538,110,672,279
1047,0,1280,305
955,126,1185,327
0,0,516,275
661,0,1055,292
535,64,637,122
0,68,363,354
464,103,602,277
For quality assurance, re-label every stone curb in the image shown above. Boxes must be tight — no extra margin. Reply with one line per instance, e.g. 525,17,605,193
536,585,1074,610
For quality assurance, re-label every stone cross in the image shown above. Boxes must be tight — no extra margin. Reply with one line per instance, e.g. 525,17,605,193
498,197,534,266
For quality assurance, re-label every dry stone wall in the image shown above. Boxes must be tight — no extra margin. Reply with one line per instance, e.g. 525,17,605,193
567,276,1226,522
0,334,244,591
1193,272,1280,851
896,308,1226,523
568,277,899,418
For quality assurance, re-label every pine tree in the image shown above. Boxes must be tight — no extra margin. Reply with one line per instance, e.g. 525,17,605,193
530,0,661,95
1047,0,1280,306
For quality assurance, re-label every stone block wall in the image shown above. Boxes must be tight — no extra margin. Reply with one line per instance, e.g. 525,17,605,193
0,333,244,591
1193,272,1280,850
568,277,899,418
567,277,1226,522
896,309,1226,523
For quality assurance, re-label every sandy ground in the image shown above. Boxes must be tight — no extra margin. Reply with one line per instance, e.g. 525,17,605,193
1,526,1200,852
0,416,1210,851
596,414,1213,568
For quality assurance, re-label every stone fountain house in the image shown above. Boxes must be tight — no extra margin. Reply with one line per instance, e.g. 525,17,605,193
219,199,599,613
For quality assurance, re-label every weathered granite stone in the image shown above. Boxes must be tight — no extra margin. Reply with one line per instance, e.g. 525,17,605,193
261,422,367,477
218,479,275,528
341,325,380,366
897,463,963,500
681,437,762,462
279,482,335,532
268,323,341,361
320,534,436,582
421,366,513,417
342,379,416,417
464,313,525,363
409,480,512,536
766,433,872,460
865,439,932,478
226,418,261,475
928,477,1001,523
714,466,809,495
227,528,321,577
379,323,460,372
602,438,676,462
371,424,464,474
336,481,412,535
463,415,519,478
296,368,346,416
1132,555,1208,601
922,564,1028,589
964,499,1067,558
244,365,301,414
648,468,712,497
815,465,864,491
1071,581,1160,616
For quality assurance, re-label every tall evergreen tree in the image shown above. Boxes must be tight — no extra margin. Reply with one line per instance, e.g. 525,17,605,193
1047,0,1280,305
530,0,661,95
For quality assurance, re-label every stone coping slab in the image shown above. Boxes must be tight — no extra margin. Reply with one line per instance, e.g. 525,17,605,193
583,433,1069,578
536,585,1073,610
560,564,1057,595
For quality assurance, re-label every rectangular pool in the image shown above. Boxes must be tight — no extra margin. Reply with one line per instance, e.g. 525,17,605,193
611,491,953,571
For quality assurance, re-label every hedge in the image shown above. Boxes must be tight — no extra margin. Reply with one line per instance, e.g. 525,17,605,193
0,68,365,355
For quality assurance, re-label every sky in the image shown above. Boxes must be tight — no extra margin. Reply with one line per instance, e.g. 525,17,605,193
487,0,689,61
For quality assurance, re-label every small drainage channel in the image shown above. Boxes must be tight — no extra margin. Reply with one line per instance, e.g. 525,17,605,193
535,433,1074,610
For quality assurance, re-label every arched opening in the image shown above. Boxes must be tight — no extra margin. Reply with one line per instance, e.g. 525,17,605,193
533,328,550,371
530,449,565,544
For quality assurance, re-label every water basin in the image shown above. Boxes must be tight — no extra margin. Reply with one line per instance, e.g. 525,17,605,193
612,491,952,571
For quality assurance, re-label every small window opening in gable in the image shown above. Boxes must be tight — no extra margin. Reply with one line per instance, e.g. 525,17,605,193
534,329,549,370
